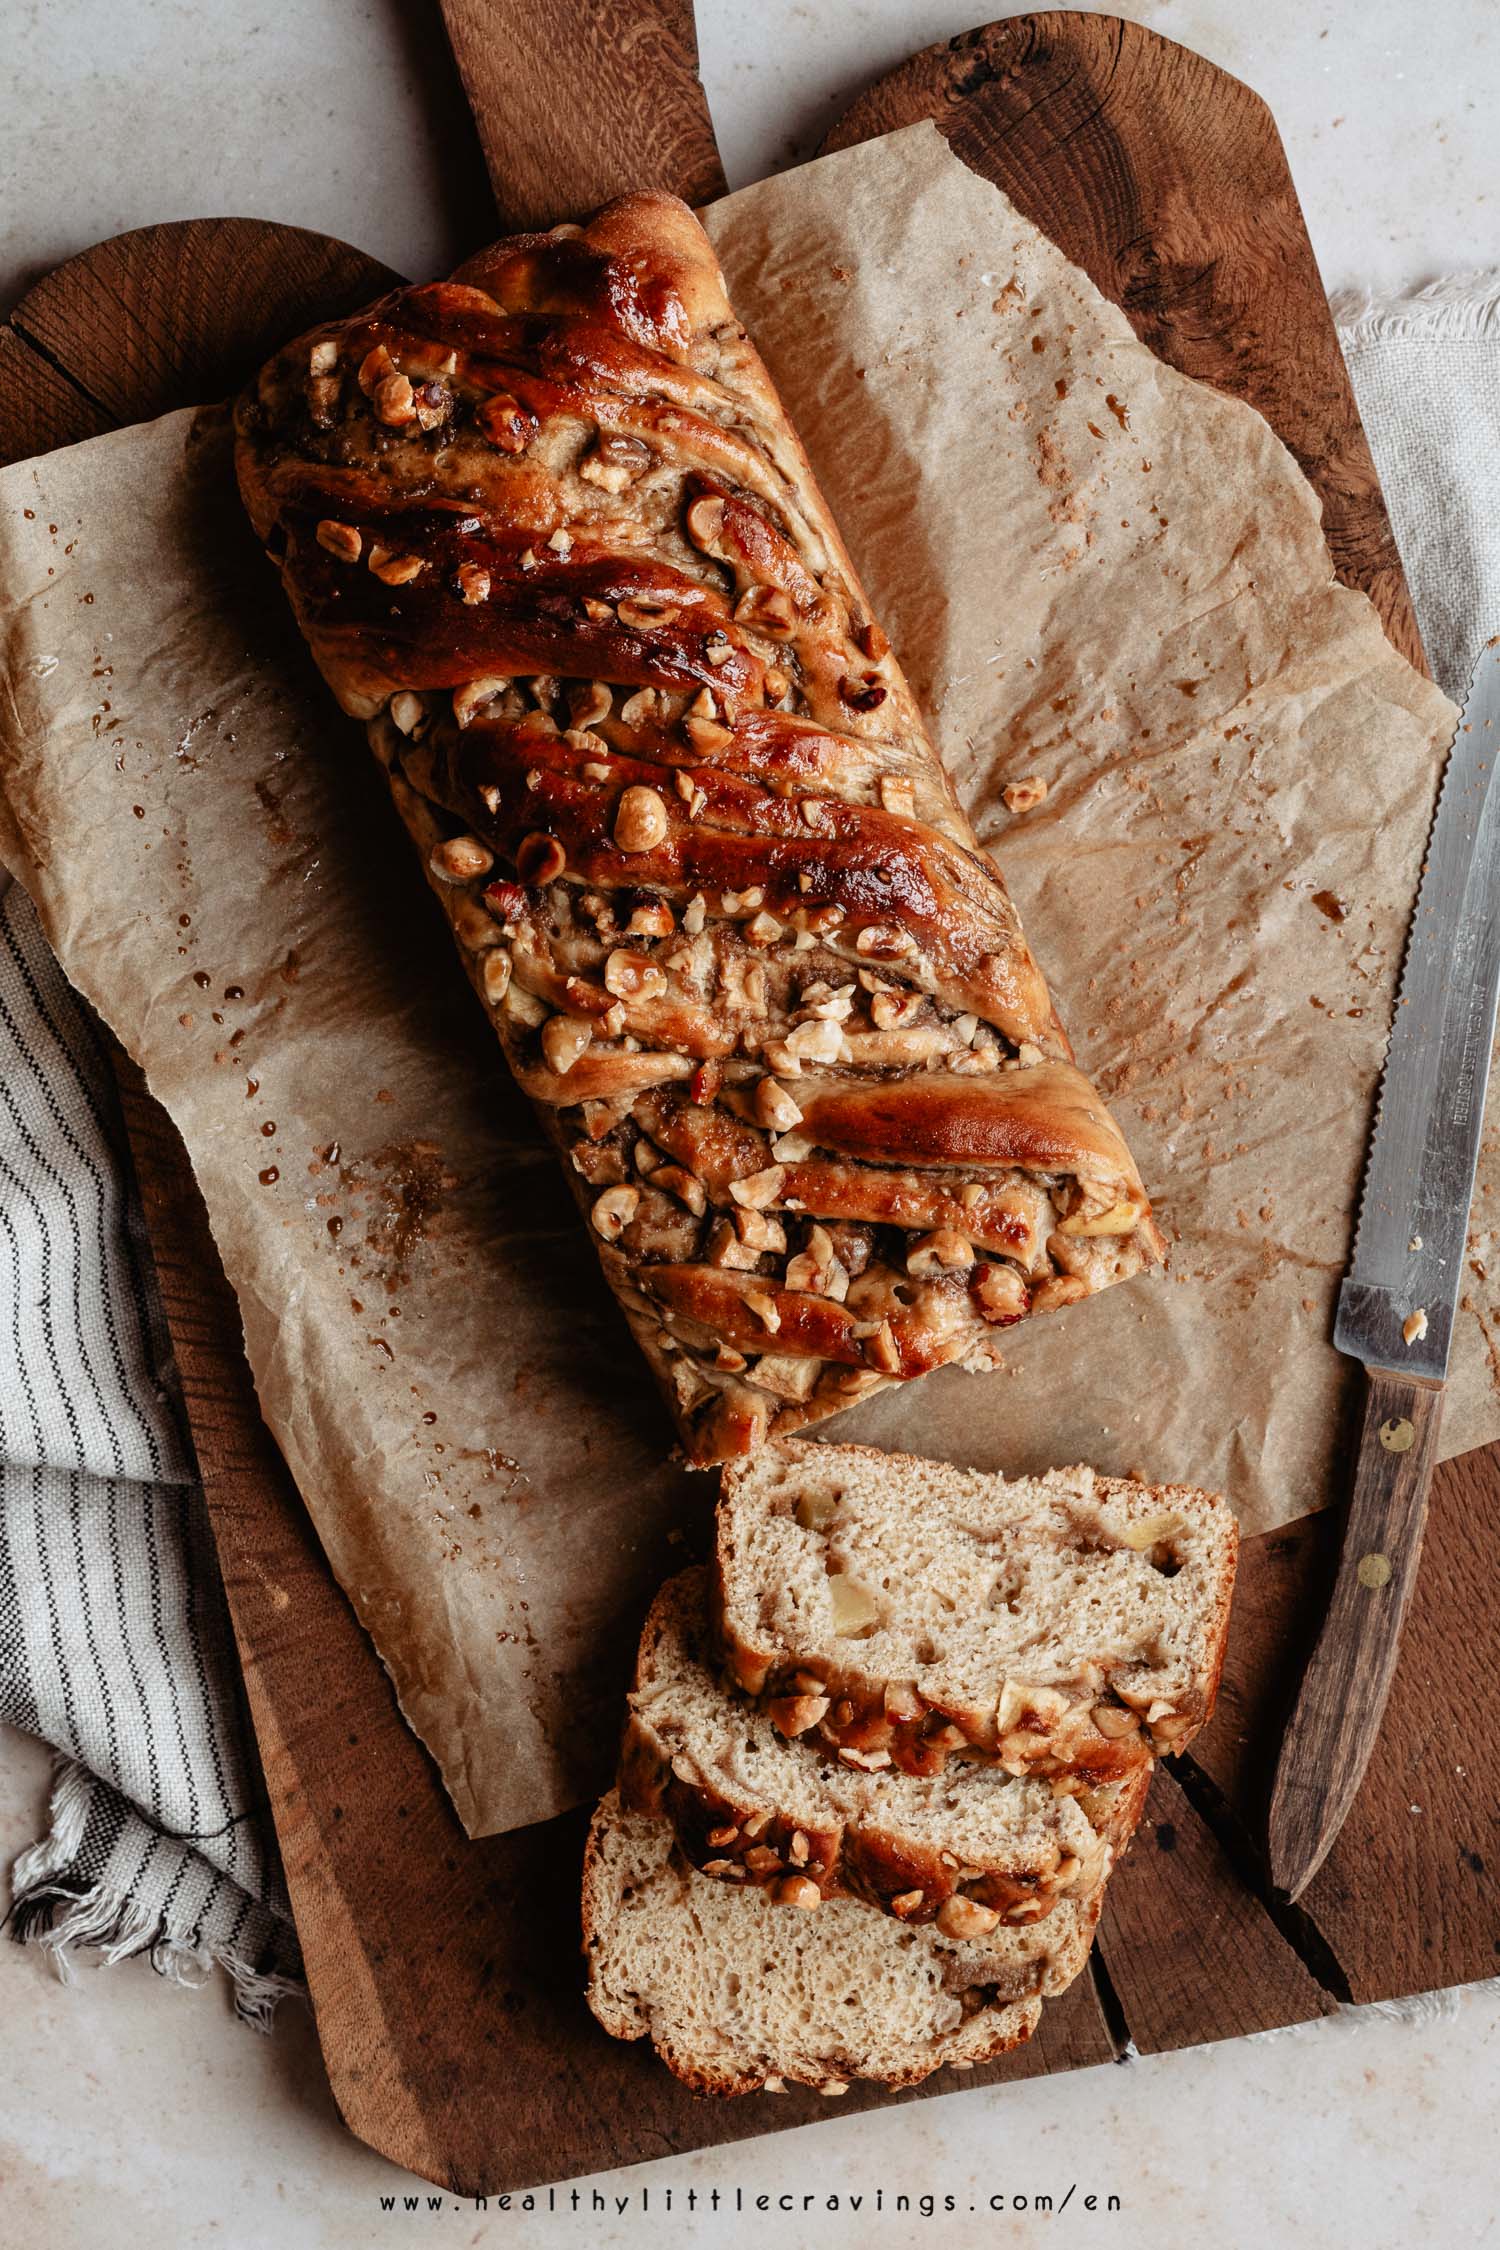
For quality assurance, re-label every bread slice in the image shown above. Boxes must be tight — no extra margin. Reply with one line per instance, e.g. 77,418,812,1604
621,1568,1150,1928
584,1792,1062,2094
716,1441,1238,1780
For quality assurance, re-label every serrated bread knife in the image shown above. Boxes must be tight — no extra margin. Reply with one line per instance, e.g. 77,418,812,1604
1268,640,1500,1901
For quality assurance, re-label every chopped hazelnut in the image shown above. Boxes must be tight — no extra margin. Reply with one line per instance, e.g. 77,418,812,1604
906,1229,974,1276
626,898,675,940
972,1263,1029,1323
315,519,362,564
429,834,494,884
653,1164,707,1218
685,713,733,754
935,1895,1001,1940
357,344,395,394
853,923,911,959
784,1016,843,1065
733,584,796,637
1003,774,1049,814
476,393,535,452
744,1289,781,1334
451,676,507,729
707,1219,760,1271
569,680,612,729
734,1207,786,1254
685,494,726,551
755,1078,803,1132
603,948,668,1002
368,548,424,587
774,1875,821,1911
869,988,924,1031
590,1184,639,1240
618,688,660,729
541,1015,592,1075
767,1694,830,1738
412,381,450,432
614,785,669,853
374,372,416,427
729,1164,786,1211
865,1321,901,1374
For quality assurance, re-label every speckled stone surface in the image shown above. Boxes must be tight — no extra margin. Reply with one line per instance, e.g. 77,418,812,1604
2,3,1497,2241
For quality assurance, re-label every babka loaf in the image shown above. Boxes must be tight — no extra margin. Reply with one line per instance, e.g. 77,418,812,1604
236,192,1164,1465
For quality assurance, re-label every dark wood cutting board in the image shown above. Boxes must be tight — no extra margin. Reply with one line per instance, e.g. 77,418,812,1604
1,7,1494,2196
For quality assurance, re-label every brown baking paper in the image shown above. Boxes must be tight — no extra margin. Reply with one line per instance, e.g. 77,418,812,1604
0,124,1483,1839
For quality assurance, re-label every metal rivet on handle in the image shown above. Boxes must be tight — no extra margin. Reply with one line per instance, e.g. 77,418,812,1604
1356,1552,1393,1590
1378,1417,1415,1453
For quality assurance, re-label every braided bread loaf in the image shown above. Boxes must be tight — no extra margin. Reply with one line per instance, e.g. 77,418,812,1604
235,192,1164,1465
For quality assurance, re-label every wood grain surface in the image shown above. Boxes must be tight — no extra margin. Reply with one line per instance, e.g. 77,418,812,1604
1,8,1494,2195
1096,1764,1337,2049
11,219,399,429
437,0,726,229
1198,1457,1499,2006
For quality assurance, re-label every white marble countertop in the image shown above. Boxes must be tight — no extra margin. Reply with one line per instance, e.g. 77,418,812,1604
3,3,1498,2244
2,0,1497,310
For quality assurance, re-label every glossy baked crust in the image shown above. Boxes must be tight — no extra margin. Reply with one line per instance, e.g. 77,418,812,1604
235,192,1165,1465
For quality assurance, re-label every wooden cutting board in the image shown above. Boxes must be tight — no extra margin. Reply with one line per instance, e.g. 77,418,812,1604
2,7,1495,2196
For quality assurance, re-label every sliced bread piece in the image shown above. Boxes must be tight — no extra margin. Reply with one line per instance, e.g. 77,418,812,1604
716,1441,1238,1779
621,1568,1150,1928
584,1793,1059,2094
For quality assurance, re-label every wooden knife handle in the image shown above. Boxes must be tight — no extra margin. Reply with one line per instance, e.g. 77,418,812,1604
436,0,727,230
1268,1367,1443,1900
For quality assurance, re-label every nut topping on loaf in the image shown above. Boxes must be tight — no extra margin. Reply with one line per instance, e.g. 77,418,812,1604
715,1442,1239,1779
236,192,1165,1464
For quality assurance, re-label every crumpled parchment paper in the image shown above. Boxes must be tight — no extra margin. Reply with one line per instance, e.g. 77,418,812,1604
0,124,1477,1836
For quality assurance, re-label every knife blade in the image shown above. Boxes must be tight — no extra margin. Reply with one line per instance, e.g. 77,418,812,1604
1335,638,1500,1380
1269,638,1500,1900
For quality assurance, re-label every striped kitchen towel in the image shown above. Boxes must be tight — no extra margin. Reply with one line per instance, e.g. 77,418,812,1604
0,875,302,2022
